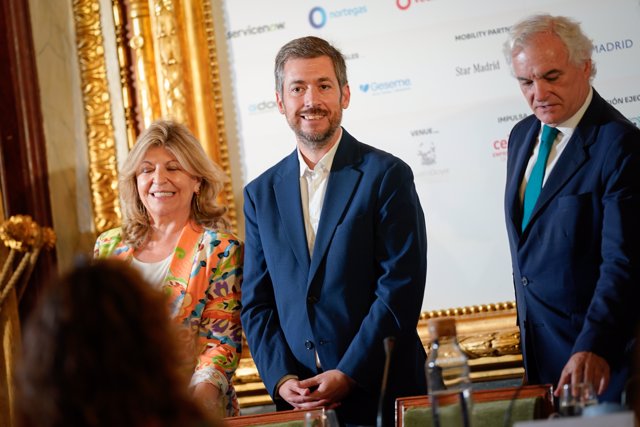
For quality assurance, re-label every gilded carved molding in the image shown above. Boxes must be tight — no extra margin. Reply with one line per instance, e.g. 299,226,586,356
112,0,139,148
151,0,190,125
200,1,237,228
123,0,162,130
72,0,122,234
418,301,520,358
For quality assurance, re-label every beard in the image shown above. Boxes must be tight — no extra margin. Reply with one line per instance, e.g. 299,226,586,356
287,107,343,150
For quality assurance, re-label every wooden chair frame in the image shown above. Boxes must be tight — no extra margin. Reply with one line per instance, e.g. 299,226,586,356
395,384,554,427
224,408,324,427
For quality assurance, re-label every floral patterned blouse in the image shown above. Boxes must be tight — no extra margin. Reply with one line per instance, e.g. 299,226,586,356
94,221,243,417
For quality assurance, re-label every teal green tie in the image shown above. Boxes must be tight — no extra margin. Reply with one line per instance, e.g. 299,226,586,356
521,125,559,231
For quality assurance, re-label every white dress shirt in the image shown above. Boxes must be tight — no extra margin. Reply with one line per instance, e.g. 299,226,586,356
519,88,593,203
298,129,342,257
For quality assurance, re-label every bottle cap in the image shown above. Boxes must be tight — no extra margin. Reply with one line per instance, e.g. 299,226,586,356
427,317,457,339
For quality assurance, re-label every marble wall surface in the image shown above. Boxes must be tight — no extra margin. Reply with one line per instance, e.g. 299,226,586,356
28,0,96,272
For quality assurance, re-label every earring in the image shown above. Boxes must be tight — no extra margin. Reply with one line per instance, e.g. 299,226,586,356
194,182,202,212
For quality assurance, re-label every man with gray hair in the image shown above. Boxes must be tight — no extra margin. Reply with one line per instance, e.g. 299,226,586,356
503,14,640,402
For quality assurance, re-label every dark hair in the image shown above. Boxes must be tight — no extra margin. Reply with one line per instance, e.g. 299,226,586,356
15,259,215,427
274,36,348,98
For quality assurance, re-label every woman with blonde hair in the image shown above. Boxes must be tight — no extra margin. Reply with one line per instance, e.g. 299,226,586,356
94,119,243,417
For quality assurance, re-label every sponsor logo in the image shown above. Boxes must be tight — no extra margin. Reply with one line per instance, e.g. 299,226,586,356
630,116,640,128
411,128,449,176
248,100,278,114
396,0,432,11
410,128,435,137
607,94,640,106
456,60,501,77
227,22,286,39
418,141,437,166
593,39,633,54
492,137,509,160
454,26,510,41
497,113,528,124
308,5,367,29
359,78,412,95
309,7,327,29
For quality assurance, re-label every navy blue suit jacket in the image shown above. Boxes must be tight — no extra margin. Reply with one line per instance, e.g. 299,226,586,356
504,90,640,400
241,129,427,424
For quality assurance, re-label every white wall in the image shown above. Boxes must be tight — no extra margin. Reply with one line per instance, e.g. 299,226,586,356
218,0,640,311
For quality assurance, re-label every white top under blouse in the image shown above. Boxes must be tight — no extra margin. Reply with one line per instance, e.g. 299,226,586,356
130,254,172,289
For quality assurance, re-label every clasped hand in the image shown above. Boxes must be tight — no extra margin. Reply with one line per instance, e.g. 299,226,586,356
278,369,355,410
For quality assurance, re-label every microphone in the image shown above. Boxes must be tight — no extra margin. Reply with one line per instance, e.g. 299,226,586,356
377,336,396,427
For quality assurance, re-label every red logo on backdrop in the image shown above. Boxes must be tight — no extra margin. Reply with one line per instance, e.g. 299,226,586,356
396,0,431,10
396,0,411,10
492,138,508,160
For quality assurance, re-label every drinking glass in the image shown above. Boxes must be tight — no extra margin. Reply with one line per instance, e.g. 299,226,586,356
304,408,339,427
559,383,598,417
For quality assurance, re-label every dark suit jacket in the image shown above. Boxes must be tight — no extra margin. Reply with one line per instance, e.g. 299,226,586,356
241,128,427,424
504,90,640,401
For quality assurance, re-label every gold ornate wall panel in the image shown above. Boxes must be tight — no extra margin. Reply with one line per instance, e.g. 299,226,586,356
120,0,161,133
150,0,190,125
199,1,236,221
72,0,122,234
419,301,522,383
112,0,140,148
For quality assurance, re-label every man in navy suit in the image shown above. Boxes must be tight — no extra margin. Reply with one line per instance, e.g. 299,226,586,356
504,14,640,401
241,36,427,425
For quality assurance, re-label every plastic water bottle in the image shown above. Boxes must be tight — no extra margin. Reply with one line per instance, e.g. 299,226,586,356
426,317,473,427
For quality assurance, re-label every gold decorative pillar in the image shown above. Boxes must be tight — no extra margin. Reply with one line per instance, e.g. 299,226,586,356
72,0,122,234
112,0,140,148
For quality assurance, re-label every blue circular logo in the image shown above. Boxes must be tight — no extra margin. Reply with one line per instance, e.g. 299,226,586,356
309,7,327,29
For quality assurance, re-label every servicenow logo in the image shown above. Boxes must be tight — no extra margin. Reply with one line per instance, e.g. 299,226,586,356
359,78,412,95
309,5,368,29
227,22,286,39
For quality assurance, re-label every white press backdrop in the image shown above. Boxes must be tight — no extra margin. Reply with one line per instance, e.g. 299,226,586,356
219,0,640,311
